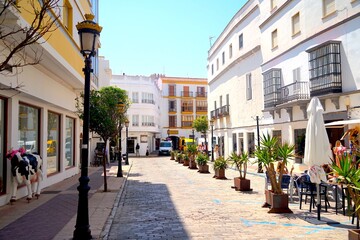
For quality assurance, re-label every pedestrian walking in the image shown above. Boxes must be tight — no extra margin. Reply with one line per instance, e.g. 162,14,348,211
136,143,140,156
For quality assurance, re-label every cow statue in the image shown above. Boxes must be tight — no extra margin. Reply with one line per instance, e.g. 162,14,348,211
6,148,43,204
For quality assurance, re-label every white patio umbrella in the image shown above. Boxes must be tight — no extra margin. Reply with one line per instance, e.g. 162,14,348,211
303,97,332,221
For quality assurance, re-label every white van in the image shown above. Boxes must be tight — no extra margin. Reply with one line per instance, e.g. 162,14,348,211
159,141,172,156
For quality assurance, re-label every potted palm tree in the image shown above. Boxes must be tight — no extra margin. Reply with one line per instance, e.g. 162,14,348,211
176,152,184,164
196,153,210,173
331,154,360,239
228,151,251,191
187,144,198,169
183,152,190,166
254,134,294,213
213,156,227,179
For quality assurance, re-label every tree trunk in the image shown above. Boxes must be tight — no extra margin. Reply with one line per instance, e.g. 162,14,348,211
102,139,108,192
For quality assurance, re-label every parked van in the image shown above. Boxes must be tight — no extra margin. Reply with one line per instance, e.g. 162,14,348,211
159,140,172,156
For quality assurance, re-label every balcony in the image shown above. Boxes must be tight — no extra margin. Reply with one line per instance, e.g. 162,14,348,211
181,121,193,128
181,91,193,97
196,92,207,98
142,99,155,104
142,122,155,127
210,105,230,119
276,81,310,105
168,107,176,112
196,106,208,112
181,106,193,112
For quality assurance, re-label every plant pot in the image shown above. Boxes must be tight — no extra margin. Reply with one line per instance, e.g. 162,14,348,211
183,159,190,166
198,164,209,173
234,177,252,191
189,160,198,169
214,169,226,179
268,191,293,214
349,229,360,240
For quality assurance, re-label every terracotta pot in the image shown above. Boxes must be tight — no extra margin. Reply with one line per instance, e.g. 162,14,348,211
349,229,360,240
198,164,209,173
234,178,252,191
214,169,226,179
183,159,189,166
268,191,293,213
189,160,198,169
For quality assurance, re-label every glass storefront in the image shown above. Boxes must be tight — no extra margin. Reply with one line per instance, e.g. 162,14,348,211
47,111,60,175
65,117,75,168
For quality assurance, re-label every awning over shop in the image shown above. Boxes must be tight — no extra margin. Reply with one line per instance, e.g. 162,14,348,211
324,118,360,127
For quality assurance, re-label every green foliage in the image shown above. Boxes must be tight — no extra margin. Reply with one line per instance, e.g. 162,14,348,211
187,144,198,155
213,156,228,170
196,153,209,166
192,116,209,134
227,151,249,179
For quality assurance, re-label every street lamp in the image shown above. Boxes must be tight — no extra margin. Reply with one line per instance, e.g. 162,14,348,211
117,102,126,178
255,116,263,173
125,119,129,165
210,119,214,162
74,14,102,240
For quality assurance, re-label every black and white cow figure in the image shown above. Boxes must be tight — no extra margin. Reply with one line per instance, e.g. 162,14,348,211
6,148,43,204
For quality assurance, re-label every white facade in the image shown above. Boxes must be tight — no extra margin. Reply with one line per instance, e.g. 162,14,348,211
208,0,360,170
110,74,162,156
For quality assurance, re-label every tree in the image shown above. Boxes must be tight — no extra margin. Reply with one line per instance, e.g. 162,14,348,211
192,116,209,155
0,0,60,74
76,86,130,192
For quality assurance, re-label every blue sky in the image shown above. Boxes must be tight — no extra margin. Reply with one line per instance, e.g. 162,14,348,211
99,1,247,78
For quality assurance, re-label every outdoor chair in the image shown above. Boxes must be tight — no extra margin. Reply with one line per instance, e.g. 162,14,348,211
297,174,330,212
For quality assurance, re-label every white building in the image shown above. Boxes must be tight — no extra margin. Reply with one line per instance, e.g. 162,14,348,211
208,0,360,171
110,74,162,156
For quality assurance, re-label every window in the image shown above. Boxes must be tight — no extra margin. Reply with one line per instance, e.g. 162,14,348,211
182,86,191,97
247,132,255,156
169,85,176,97
271,29,278,49
222,51,225,65
239,34,243,49
169,100,176,112
196,100,207,112
323,0,335,17
211,64,214,75
246,73,252,100
142,115,154,126
293,67,301,82
238,133,244,154
229,44,233,59
307,41,341,95
132,92,139,103
263,68,282,108
196,86,206,97
19,104,40,154
181,115,194,128
232,133,237,153
169,116,176,128
294,129,306,163
142,92,154,104
181,100,193,112
47,111,60,175
270,0,277,11
65,117,75,168
292,12,300,35
132,115,139,126
63,0,73,34
216,58,219,70
272,130,282,144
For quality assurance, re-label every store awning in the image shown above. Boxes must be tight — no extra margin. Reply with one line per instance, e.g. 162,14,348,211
324,118,360,127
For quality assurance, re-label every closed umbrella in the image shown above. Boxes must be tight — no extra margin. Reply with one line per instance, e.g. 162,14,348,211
304,97,332,221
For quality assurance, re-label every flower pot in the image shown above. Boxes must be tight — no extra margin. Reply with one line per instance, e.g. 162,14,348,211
234,177,252,191
349,229,360,240
198,164,209,173
214,169,226,179
268,191,293,214
189,160,198,169
183,159,190,166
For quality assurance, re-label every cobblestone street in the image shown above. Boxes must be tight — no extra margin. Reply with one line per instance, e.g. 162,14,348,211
106,157,353,240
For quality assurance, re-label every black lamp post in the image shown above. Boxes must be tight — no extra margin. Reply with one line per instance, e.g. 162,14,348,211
125,119,129,165
117,103,125,177
192,128,195,144
256,116,263,173
74,14,102,240
210,119,214,162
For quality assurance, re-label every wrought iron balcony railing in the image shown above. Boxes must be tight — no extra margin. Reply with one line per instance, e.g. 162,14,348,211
276,81,310,105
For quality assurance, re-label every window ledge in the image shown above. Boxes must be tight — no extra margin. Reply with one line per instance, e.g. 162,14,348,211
322,11,337,20
271,46,278,51
292,31,301,38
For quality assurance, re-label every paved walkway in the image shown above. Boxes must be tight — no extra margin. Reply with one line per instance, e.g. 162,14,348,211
0,162,130,240
104,157,356,240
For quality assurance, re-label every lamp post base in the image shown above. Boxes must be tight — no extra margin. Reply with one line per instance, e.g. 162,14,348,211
117,156,123,177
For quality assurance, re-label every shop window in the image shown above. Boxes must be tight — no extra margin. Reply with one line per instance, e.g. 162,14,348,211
47,111,60,175
65,117,75,168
